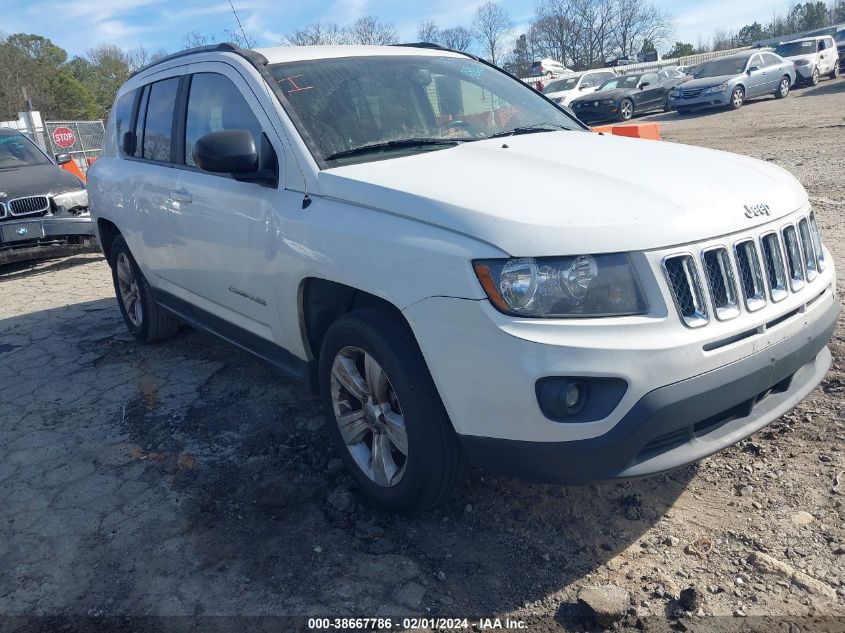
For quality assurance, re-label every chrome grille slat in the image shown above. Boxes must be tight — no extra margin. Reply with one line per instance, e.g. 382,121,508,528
734,239,766,312
0,202,6,219
8,195,49,217
797,218,818,281
702,247,739,320
782,224,805,291
808,212,825,272
663,254,708,328
760,232,788,302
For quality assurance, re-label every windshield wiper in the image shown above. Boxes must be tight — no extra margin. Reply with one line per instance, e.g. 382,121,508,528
325,138,464,161
485,123,571,139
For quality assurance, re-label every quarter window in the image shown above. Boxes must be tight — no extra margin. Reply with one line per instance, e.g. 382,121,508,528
184,73,263,168
139,77,179,163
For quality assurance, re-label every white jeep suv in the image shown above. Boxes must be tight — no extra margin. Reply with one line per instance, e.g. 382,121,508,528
89,43,840,512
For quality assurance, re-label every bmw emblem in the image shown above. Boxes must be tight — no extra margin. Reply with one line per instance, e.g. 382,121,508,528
594,101,599,106
16,227,28,236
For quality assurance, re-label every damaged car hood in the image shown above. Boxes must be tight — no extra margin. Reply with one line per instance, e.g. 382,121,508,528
0,164,84,200
318,131,807,256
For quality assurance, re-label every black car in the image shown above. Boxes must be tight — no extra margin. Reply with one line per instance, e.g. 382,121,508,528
0,129,95,265
569,71,683,124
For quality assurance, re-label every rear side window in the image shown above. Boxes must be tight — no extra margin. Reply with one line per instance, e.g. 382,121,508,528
138,77,179,163
111,90,135,155
184,73,263,168
761,53,781,66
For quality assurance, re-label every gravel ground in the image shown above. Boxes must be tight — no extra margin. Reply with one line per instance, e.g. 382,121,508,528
0,76,843,630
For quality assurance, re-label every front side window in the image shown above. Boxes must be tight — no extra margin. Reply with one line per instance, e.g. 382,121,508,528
694,57,748,77
543,77,578,93
139,77,179,163
184,73,263,168
0,133,50,169
641,73,658,85
269,55,581,166
598,75,640,90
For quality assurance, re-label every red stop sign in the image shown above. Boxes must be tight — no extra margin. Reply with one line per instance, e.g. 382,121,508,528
52,126,76,149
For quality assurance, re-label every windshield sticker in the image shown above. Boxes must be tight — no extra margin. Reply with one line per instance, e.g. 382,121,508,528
460,65,484,80
280,75,314,94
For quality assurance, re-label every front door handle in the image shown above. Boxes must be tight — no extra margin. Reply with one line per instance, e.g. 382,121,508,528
169,189,192,204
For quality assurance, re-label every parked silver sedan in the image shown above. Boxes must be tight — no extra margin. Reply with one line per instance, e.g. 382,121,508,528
668,50,796,113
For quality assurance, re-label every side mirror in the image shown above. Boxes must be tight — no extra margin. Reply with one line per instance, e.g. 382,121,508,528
580,83,590,89
121,131,135,155
639,81,650,88
55,153,72,165
747,66,759,74
193,129,258,175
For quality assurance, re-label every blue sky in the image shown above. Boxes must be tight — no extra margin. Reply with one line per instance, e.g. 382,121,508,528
2,0,791,57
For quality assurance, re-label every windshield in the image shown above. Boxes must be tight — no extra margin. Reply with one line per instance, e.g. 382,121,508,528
694,57,748,78
269,55,581,165
775,41,816,57
597,75,640,91
0,133,51,169
543,77,578,93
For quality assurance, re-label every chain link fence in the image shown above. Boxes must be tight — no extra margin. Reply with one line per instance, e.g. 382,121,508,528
43,120,105,171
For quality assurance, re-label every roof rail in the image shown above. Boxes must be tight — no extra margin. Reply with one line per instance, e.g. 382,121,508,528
393,41,481,62
129,42,268,79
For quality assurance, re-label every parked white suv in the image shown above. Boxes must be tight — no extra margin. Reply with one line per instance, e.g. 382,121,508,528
89,43,840,512
775,36,841,85
542,69,617,106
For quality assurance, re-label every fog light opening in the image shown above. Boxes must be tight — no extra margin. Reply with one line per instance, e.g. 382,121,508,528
563,380,587,415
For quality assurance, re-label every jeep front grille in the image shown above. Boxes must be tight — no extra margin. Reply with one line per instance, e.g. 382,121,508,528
8,195,49,217
662,213,826,328
663,254,708,327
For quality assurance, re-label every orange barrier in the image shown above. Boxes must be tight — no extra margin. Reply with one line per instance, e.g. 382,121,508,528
87,157,97,166
61,159,87,183
591,122,661,141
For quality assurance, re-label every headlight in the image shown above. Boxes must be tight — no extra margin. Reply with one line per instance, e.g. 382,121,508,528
669,89,678,97
601,99,616,105
52,189,88,213
473,254,648,317
703,82,728,94
794,59,810,66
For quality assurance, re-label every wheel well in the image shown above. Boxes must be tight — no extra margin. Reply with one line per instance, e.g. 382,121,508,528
97,219,121,264
300,278,410,362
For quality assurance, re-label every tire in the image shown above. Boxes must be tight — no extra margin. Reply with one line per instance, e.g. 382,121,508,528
830,61,840,80
618,98,634,121
109,235,181,343
774,75,790,99
810,67,820,86
319,308,466,512
729,85,745,109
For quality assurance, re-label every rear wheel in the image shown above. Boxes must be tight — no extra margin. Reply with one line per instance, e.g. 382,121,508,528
618,98,634,121
109,235,180,343
830,61,840,80
319,308,466,512
729,85,745,109
774,76,790,99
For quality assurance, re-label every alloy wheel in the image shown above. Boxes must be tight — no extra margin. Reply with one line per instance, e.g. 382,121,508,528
732,88,744,107
330,346,408,487
780,78,790,97
115,252,142,327
812,68,820,85
620,100,633,120
834,62,840,78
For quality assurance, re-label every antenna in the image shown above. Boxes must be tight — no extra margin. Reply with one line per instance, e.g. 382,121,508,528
228,0,250,46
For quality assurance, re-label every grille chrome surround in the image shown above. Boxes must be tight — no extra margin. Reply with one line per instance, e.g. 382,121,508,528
797,218,818,282
662,254,709,328
734,239,767,312
661,213,827,328
782,224,805,292
701,247,739,320
8,195,49,217
760,232,788,302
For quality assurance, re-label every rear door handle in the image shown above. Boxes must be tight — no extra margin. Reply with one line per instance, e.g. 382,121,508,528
169,189,192,204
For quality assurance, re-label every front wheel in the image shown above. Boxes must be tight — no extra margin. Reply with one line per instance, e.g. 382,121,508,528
618,98,634,121
730,86,745,109
774,76,791,99
319,308,466,512
830,61,840,80
109,235,180,343
810,67,820,86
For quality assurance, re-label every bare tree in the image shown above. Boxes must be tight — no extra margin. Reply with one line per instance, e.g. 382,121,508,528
417,20,440,43
531,0,577,67
126,46,168,71
224,27,257,48
184,31,214,48
285,22,350,45
472,2,513,64
440,26,473,51
611,0,673,57
347,16,398,45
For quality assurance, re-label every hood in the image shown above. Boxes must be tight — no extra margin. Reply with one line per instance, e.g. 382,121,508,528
317,131,807,256
0,164,84,200
572,88,624,103
545,88,578,100
679,74,737,89
781,53,815,62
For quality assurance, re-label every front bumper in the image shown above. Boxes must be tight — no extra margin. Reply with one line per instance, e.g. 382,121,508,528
795,64,815,80
0,216,95,264
669,90,731,110
460,300,838,483
572,102,619,122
